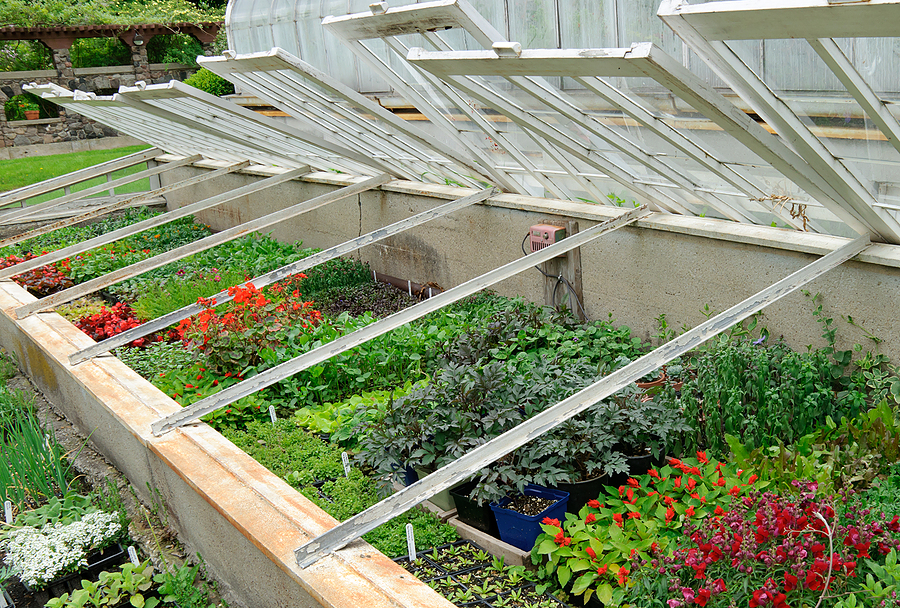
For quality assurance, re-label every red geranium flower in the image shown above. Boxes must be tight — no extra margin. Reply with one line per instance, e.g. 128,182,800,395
542,517,561,528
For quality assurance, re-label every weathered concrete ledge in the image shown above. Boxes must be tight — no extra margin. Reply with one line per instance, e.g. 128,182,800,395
0,280,455,608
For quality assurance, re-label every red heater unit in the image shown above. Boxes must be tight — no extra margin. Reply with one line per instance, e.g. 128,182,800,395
529,224,566,253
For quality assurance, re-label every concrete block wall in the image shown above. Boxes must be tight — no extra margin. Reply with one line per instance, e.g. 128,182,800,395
158,161,900,361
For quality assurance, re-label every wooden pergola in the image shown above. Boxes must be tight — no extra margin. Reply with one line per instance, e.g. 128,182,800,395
0,23,222,50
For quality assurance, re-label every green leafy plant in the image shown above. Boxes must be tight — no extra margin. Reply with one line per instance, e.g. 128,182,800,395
153,560,216,608
183,68,235,96
45,560,159,608
0,382,34,435
532,455,763,605
727,400,900,494
292,379,427,446
3,494,96,534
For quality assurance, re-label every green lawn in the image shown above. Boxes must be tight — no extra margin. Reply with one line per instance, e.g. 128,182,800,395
0,144,153,204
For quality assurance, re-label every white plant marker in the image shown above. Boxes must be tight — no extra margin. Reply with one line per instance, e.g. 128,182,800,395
341,452,351,478
4,500,12,524
0,587,8,607
128,545,140,565
406,523,416,562
268,405,277,425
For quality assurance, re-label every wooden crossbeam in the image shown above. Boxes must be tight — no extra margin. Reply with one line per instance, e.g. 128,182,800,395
0,166,312,282
69,186,498,365
149,205,650,437
14,173,392,318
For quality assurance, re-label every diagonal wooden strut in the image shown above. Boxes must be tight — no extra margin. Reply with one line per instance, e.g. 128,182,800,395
68,186,498,365
0,155,202,226
149,205,651,437
0,161,251,250
0,148,162,210
293,234,869,568
0,166,312,282
14,174,393,318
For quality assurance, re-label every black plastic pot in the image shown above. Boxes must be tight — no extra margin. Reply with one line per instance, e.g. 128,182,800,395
450,481,498,536
606,450,655,489
555,474,608,515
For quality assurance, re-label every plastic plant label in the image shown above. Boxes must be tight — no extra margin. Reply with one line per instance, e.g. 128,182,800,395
128,545,140,565
406,523,416,562
4,500,11,524
269,405,277,425
341,452,351,477
0,587,7,608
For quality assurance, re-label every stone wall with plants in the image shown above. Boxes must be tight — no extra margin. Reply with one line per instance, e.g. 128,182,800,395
0,62,195,148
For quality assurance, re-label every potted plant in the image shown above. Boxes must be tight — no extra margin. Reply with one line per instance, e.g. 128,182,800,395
1,509,124,599
489,484,569,551
604,385,692,480
17,99,40,120
540,412,628,514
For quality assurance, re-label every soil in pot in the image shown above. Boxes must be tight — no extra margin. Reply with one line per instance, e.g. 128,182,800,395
495,495,555,517
490,485,569,551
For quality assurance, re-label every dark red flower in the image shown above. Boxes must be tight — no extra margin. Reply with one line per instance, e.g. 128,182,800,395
694,588,711,606
784,573,798,591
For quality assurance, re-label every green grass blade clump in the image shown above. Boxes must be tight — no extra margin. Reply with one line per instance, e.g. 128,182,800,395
0,409,75,511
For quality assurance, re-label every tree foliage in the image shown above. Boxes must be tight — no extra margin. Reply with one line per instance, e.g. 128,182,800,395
0,0,224,27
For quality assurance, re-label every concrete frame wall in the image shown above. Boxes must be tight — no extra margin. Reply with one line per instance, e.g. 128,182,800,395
160,161,900,361
0,282,455,608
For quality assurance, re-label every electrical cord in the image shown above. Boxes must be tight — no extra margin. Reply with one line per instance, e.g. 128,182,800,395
521,232,589,320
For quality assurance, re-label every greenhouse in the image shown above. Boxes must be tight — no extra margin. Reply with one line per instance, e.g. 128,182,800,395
1,0,900,607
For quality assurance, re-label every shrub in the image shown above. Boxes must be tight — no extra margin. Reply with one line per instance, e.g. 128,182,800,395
183,68,234,96
176,278,322,374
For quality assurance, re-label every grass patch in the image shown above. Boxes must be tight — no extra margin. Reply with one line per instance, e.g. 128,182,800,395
0,144,152,201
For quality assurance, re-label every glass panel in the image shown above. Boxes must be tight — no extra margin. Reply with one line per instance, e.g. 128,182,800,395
508,0,558,50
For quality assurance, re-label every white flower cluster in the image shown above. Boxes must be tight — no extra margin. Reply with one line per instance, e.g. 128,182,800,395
1,511,121,588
